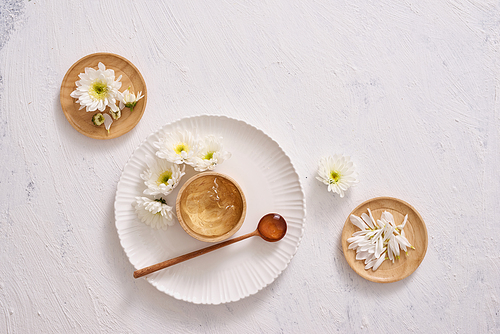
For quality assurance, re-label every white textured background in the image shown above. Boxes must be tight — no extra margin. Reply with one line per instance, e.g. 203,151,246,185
1,0,499,333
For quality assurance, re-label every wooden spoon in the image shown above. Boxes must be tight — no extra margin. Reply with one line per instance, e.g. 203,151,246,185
133,213,287,279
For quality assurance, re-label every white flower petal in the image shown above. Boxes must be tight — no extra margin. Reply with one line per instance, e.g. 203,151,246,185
381,211,396,226
348,242,359,250
103,113,113,132
356,250,371,261
377,219,386,229
347,235,364,244
372,253,386,271
395,234,411,251
350,214,367,230
359,243,374,252
387,245,394,262
365,257,377,270
375,237,383,258
367,208,377,228
361,213,375,229
397,214,408,229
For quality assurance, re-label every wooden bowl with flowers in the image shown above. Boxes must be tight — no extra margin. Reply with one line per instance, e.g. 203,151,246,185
60,52,147,139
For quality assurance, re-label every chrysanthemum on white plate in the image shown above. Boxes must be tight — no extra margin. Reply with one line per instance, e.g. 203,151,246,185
347,209,414,271
70,62,122,112
316,155,358,198
134,197,175,230
141,156,185,196
119,88,144,113
192,135,231,172
155,129,200,165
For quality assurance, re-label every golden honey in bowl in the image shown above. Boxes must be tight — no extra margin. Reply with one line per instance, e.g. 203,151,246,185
176,172,246,242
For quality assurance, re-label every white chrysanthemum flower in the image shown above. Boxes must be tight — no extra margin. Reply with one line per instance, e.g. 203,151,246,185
155,129,200,165
141,157,185,196
316,155,358,198
70,62,122,112
347,209,414,271
119,88,144,112
192,135,231,172
134,197,175,230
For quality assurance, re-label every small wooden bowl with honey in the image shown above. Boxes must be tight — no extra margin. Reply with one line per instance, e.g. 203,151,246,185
176,172,246,242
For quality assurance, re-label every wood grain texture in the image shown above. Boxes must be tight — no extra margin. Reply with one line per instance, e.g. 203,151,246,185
341,197,428,283
60,52,147,139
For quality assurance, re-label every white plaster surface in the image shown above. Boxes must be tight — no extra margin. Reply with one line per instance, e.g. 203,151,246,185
1,0,499,332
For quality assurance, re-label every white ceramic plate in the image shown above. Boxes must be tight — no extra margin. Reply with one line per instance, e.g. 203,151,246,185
114,115,306,304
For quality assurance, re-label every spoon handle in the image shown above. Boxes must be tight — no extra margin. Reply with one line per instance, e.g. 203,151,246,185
133,230,259,278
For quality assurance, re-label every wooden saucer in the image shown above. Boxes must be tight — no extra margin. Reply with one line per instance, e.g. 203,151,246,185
60,53,147,139
341,197,428,283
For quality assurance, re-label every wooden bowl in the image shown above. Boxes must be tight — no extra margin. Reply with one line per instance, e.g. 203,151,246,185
176,172,246,243
341,197,428,283
60,52,147,139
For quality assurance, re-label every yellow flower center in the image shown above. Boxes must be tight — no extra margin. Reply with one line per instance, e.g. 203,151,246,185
329,170,341,184
90,80,109,100
204,151,214,160
157,170,173,185
174,143,189,154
